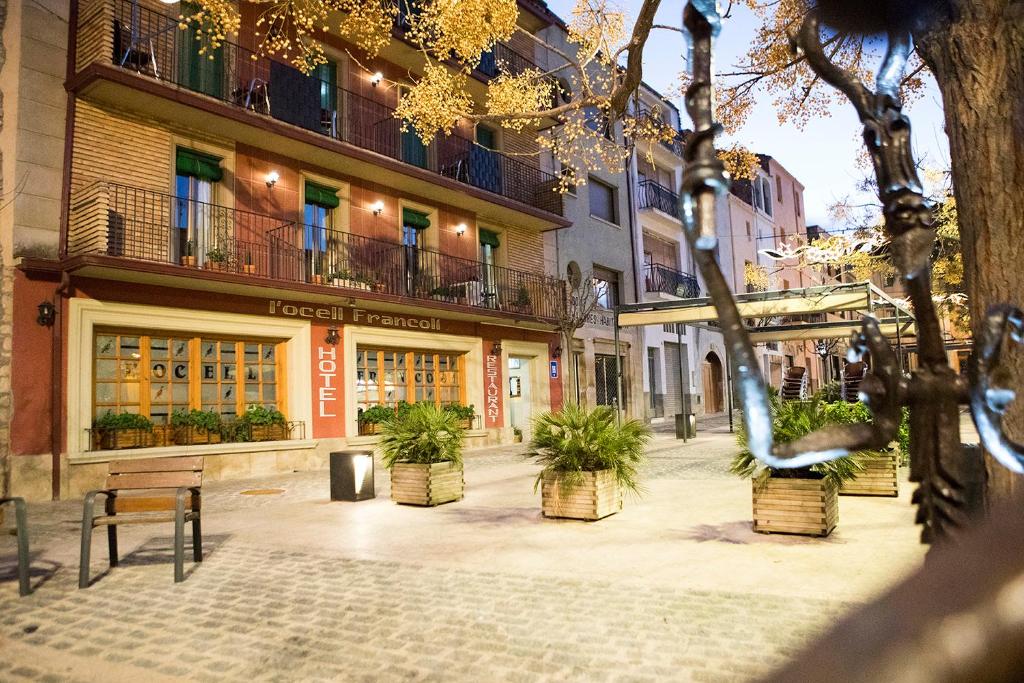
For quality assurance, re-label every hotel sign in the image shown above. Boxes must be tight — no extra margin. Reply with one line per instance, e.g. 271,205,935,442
268,300,441,331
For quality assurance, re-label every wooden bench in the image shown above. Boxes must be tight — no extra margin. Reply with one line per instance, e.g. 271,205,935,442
80,456,204,588
1,497,30,596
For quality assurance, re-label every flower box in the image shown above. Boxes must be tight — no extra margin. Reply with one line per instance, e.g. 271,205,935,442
840,452,899,497
205,261,228,272
358,422,382,436
390,462,464,506
180,256,197,267
249,423,289,442
151,424,174,448
752,473,838,537
173,426,222,445
541,469,622,521
95,428,151,450
332,278,372,291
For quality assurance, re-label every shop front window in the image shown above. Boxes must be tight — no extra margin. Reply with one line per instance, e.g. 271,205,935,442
356,347,463,411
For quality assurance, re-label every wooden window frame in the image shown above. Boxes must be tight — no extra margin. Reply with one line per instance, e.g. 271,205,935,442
356,346,467,410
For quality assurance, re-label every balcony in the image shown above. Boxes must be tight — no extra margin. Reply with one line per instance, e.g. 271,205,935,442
66,181,563,321
637,180,680,217
73,0,563,219
644,263,699,299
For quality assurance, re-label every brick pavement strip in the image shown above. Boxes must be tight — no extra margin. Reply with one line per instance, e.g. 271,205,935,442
0,541,850,682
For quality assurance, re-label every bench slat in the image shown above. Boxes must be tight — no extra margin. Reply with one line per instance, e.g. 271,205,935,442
112,495,199,513
106,471,202,490
108,456,204,474
93,512,198,525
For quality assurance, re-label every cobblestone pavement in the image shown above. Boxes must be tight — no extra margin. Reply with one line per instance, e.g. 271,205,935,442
0,431,925,682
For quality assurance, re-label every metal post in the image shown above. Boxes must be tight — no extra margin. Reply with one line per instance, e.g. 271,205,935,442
613,311,623,425
894,306,904,372
677,325,688,442
725,346,734,433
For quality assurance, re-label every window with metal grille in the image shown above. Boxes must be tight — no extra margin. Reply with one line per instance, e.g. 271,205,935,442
594,354,626,407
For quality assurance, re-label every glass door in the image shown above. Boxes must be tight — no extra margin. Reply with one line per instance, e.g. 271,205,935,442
174,174,213,266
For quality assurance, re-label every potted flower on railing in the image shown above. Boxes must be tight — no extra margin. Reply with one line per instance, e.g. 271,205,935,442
242,250,256,274
330,270,373,291
443,404,476,430
381,402,465,506
730,395,865,537
181,241,196,267
238,404,289,442
92,412,154,450
527,405,650,521
171,408,223,445
205,247,229,271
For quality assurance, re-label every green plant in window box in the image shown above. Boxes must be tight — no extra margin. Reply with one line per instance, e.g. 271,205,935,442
329,269,371,291
171,408,223,445
205,247,228,271
239,404,289,441
358,404,396,435
92,412,154,450
381,402,465,506
444,403,476,429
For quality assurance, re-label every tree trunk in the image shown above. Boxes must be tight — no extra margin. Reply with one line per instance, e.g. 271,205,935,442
916,1,1024,507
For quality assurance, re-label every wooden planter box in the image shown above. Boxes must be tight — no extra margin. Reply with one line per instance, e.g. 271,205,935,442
173,427,222,445
358,422,382,436
332,278,371,291
390,462,464,506
95,428,151,450
752,474,838,537
841,452,899,497
541,469,622,521
151,425,173,448
249,423,289,442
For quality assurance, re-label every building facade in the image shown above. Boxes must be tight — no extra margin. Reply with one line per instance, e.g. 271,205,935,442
6,0,574,500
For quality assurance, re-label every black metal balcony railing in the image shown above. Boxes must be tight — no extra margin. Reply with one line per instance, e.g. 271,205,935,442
67,181,563,320
86,0,562,217
644,263,700,299
637,179,680,216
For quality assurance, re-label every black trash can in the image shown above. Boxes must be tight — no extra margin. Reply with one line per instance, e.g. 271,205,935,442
330,450,376,501
674,413,697,440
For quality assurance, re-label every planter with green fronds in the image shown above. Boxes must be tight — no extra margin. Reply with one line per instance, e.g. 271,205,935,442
823,401,905,497
527,405,650,521
92,412,154,450
731,397,866,536
381,402,465,506
171,409,223,445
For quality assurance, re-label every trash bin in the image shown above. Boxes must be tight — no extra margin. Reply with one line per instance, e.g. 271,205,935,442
330,450,376,501
674,413,697,440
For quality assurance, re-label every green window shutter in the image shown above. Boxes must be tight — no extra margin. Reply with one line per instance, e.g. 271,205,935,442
402,208,430,230
479,229,500,247
305,182,340,209
176,148,223,183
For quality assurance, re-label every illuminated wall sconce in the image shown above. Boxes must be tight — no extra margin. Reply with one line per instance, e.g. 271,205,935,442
454,223,467,237
370,200,384,216
265,170,279,188
37,301,56,327
491,341,503,356
370,72,383,87
329,450,375,501
325,327,340,345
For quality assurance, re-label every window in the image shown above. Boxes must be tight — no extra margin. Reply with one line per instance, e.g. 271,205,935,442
776,174,783,199
594,354,626,407
752,178,764,212
589,178,618,224
761,177,773,217
94,332,282,424
304,181,339,280
316,61,338,136
475,125,498,150
355,347,464,411
593,266,620,309
174,148,223,267
402,207,429,291
179,2,223,98
479,229,500,303
584,107,613,140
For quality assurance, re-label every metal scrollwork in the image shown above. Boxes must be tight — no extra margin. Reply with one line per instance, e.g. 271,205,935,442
679,3,1011,545
970,305,1024,474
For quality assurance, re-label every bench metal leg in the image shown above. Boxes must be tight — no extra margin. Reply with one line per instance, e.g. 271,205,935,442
174,500,185,583
79,499,96,589
107,523,118,567
192,514,203,563
10,498,30,597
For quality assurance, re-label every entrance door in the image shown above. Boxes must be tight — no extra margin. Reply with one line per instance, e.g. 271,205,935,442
702,352,724,413
507,356,532,435
647,347,662,418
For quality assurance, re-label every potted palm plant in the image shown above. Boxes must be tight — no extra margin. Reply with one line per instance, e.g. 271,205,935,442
526,405,650,521
731,396,865,536
92,412,154,450
381,402,465,506
171,408,223,445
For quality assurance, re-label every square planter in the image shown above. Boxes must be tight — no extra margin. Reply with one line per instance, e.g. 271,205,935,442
358,422,382,436
96,428,151,450
752,473,838,537
541,469,622,521
390,462,464,506
249,423,289,442
151,424,173,448
173,427,222,445
841,452,899,497
180,256,197,267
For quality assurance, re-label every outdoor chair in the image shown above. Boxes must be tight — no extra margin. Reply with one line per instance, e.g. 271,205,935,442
1,497,30,596
79,456,204,588
781,366,806,401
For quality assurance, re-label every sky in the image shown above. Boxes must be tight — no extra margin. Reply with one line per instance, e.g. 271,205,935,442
543,0,952,229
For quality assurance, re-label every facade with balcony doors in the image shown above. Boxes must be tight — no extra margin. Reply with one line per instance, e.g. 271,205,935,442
5,0,570,500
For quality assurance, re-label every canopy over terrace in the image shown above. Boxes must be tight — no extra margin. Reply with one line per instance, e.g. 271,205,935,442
610,281,916,431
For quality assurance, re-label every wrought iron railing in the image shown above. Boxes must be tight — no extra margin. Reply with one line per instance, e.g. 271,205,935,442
67,181,563,320
637,179,680,215
477,42,537,79
78,0,562,217
644,263,699,298
269,223,563,319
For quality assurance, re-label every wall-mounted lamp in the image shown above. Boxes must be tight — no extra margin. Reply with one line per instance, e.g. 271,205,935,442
454,223,467,237
325,327,340,346
491,341,502,356
37,301,56,327
370,200,384,216
370,72,383,87
265,170,280,188
552,345,562,359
